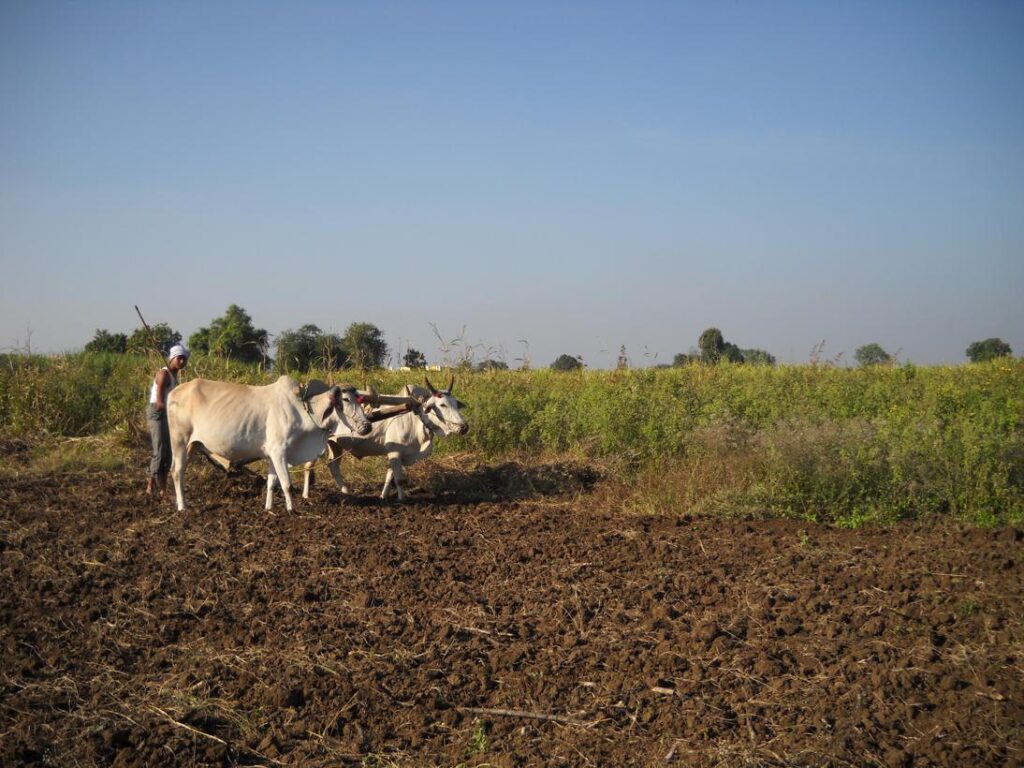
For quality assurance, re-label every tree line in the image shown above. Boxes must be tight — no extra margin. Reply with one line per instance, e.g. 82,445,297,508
85,304,398,371
548,328,1014,370
550,328,776,371
84,308,1015,371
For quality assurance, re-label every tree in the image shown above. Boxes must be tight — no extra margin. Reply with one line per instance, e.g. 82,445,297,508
550,354,584,372
698,328,725,363
722,342,744,363
475,359,509,372
854,343,892,367
190,305,269,364
616,345,629,370
342,322,388,369
697,328,744,363
275,324,347,372
127,323,181,356
966,338,1012,363
741,348,776,366
672,353,692,367
402,347,427,369
85,329,127,354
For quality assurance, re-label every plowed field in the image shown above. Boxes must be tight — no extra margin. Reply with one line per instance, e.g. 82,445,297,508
2,460,1022,767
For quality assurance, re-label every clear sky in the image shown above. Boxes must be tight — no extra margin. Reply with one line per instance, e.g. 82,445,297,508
2,0,1021,368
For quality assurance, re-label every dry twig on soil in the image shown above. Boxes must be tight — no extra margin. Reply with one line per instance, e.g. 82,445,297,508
458,706,597,727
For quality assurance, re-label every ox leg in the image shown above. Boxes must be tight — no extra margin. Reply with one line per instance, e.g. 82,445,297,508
170,436,189,512
394,461,408,501
268,453,294,512
382,453,405,501
266,471,278,511
301,462,313,499
326,449,350,495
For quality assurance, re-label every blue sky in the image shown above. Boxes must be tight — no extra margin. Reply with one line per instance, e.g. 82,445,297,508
2,0,1021,367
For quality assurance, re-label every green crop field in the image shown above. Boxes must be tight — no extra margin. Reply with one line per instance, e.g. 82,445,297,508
1,353,1021,526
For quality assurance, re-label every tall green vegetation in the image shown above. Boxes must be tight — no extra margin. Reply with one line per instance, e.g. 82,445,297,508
2,355,1021,526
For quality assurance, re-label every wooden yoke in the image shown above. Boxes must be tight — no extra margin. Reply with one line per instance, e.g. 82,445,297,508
366,402,421,423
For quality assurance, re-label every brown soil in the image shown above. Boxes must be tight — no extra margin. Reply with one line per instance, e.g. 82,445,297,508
1,460,1021,767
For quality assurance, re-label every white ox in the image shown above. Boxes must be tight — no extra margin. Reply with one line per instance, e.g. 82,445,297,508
168,376,372,512
302,377,468,501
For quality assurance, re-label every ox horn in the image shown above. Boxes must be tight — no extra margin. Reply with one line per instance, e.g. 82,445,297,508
425,376,438,395
448,375,454,393
355,384,378,406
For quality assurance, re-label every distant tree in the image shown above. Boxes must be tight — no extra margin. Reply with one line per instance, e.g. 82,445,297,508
342,322,388,369
127,323,181,356
697,328,744,363
550,354,584,372
698,328,725,363
722,342,744,363
616,345,629,370
475,359,509,372
402,347,427,369
672,353,692,367
966,338,1012,363
854,343,892,367
741,348,776,366
85,329,127,354
190,305,270,364
275,324,347,372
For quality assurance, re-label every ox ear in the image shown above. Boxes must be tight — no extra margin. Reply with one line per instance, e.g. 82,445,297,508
323,386,341,421
455,399,468,409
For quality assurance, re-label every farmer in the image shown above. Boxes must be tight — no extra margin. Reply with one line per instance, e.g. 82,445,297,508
146,344,189,496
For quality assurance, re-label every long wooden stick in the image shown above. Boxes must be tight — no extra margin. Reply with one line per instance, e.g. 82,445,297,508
134,305,165,360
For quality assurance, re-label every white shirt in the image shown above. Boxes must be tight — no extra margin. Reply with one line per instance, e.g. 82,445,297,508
148,366,179,405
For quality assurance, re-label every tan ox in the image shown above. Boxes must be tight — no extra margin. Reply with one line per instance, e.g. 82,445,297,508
168,376,371,512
